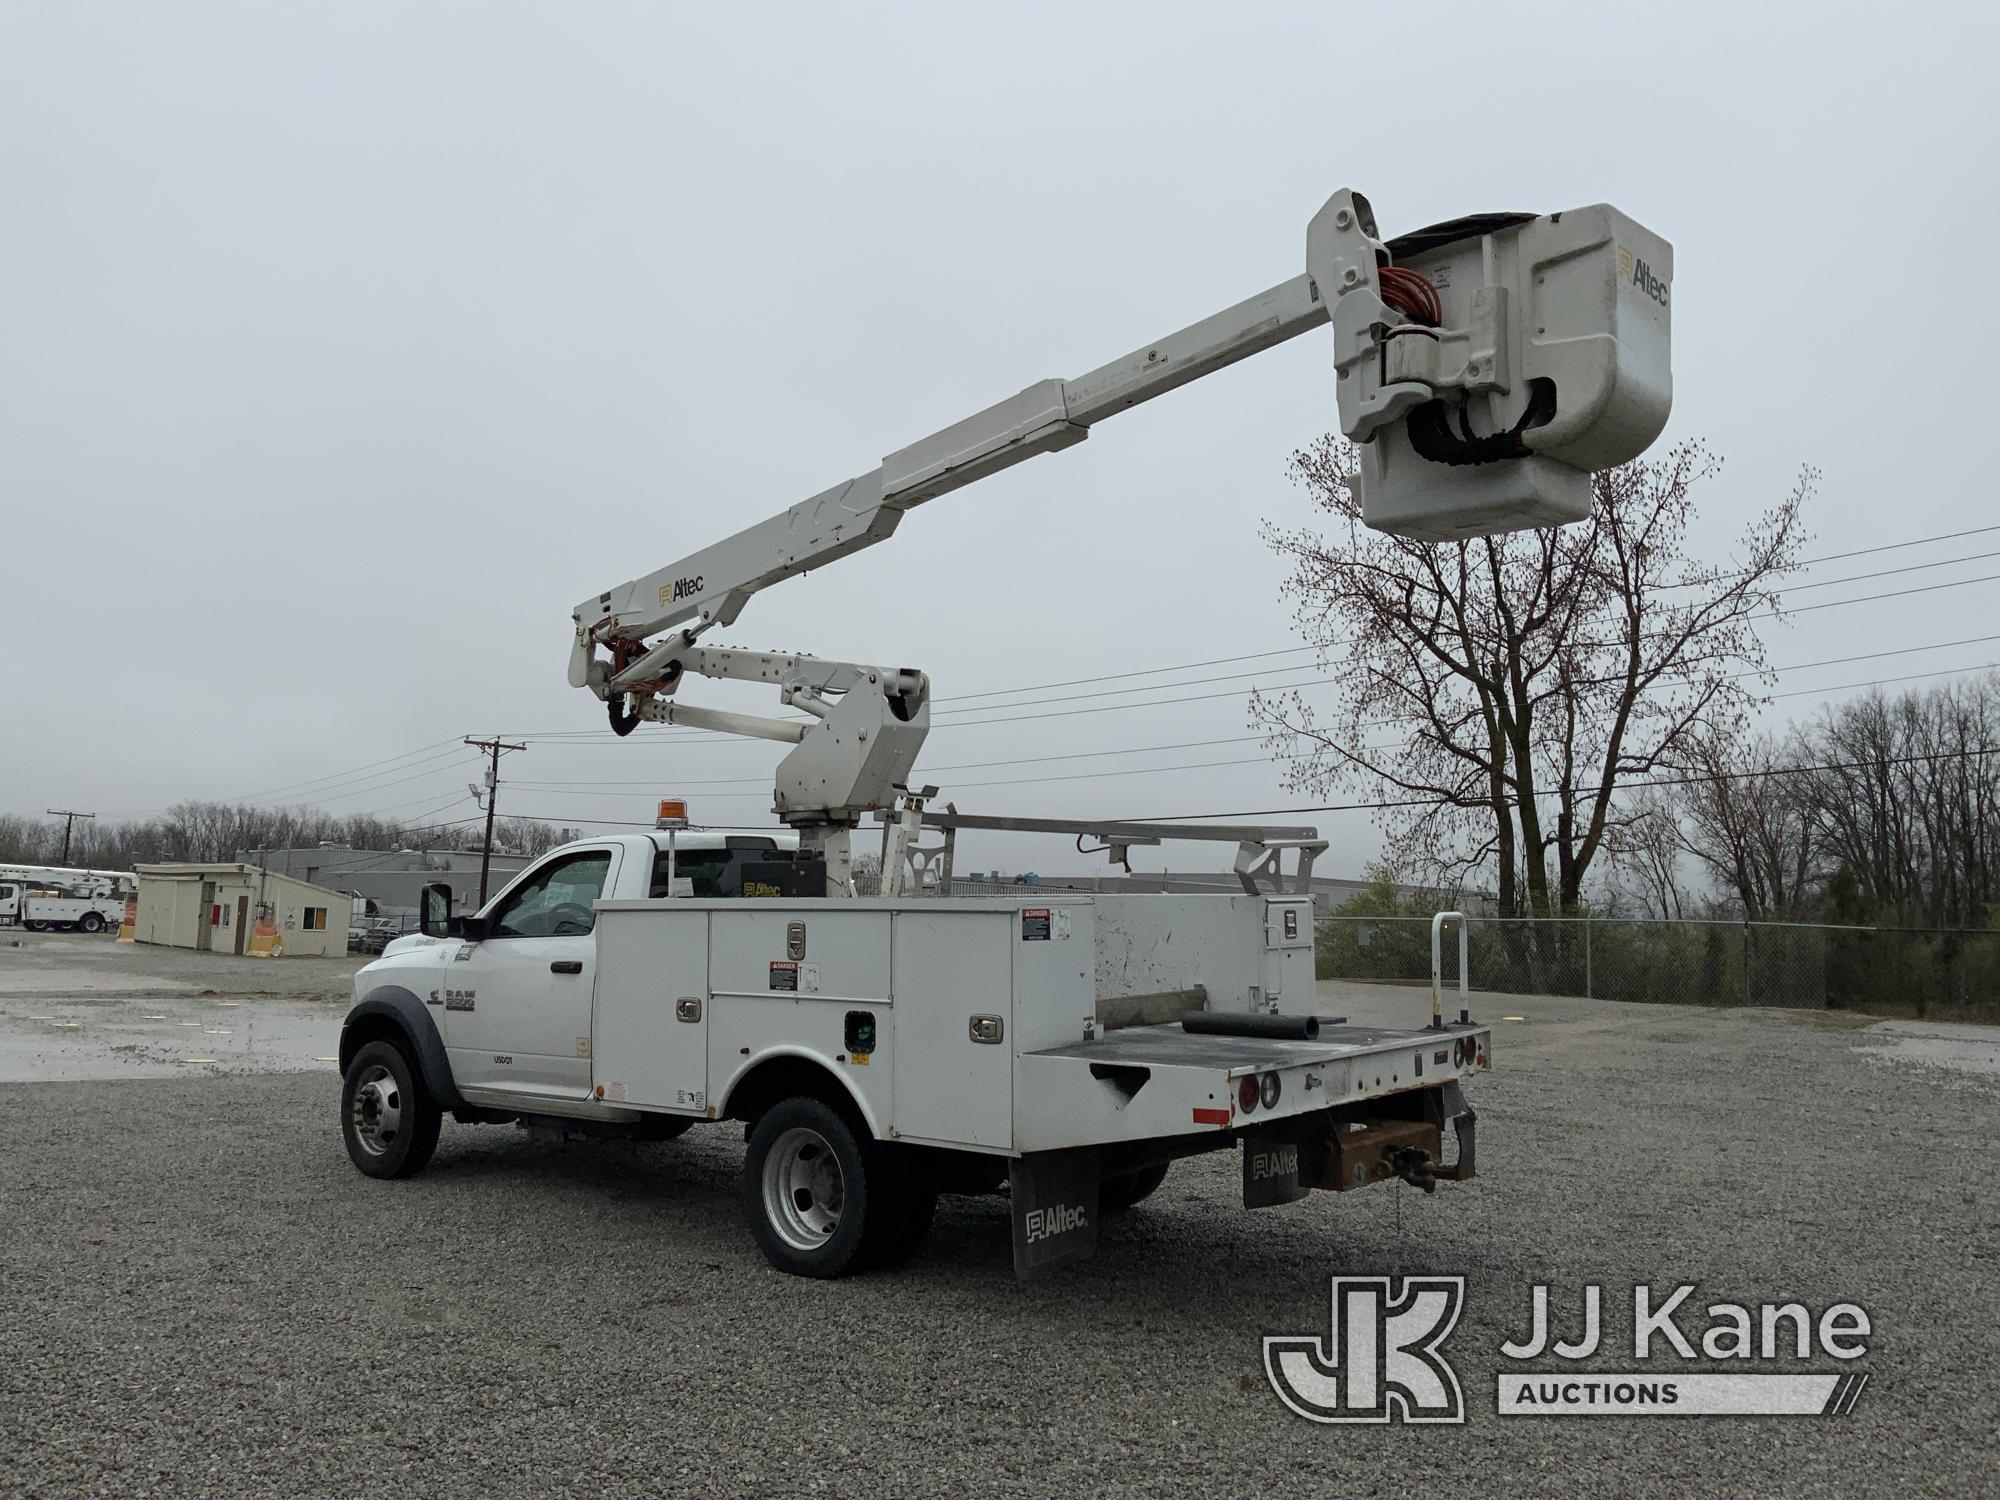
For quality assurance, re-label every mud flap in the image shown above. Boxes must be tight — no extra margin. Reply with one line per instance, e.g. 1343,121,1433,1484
1009,1148,1100,1281
1242,1125,1313,1209
1438,1079,1477,1181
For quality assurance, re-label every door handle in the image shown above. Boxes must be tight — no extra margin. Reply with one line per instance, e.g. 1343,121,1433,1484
550,960,584,975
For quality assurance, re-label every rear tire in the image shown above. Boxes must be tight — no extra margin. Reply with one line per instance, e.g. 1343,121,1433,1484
340,1040,442,1180
744,1096,924,1278
1100,1161,1171,1214
859,1151,938,1269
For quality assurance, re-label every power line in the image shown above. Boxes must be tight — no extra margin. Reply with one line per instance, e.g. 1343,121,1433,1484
194,522,2000,808
504,567,2000,746
234,626,2000,831
1780,545,2000,595
502,632,2000,792
443,740,2000,840
240,750,481,810
1659,521,2000,591
1768,661,1997,701
237,746,474,807
1120,743,2000,825
480,658,2000,812
221,738,463,803
943,524,2000,698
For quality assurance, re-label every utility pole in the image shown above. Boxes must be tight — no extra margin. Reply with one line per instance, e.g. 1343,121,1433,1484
46,809,95,865
463,739,526,905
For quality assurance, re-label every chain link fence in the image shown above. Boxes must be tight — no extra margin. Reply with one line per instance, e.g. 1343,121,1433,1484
1316,914,2000,1017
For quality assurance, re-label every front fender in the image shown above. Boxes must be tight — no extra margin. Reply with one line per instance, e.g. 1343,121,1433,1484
340,985,463,1110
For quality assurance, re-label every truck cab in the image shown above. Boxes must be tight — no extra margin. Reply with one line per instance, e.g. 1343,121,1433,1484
353,833,814,1102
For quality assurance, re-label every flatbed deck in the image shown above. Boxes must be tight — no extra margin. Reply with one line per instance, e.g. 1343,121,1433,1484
1031,1019,1485,1077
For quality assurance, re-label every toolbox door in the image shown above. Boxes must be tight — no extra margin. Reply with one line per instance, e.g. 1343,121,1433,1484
891,910,1013,1150
1263,898,1315,1006
591,908,713,1114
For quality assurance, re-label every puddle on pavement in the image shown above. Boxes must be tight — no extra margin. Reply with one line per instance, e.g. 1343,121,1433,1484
0,995,341,1082
1853,1021,2000,1086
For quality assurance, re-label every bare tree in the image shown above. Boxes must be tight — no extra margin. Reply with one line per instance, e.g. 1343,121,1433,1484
1795,676,2000,928
1254,438,1812,916
0,803,481,871
491,818,568,858
1603,788,1689,919
1670,731,1820,919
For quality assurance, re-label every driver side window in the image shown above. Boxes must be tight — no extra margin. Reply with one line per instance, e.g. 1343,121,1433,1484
488,851,613,939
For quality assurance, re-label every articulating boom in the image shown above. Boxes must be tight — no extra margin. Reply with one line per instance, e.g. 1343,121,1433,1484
568,188,1672,876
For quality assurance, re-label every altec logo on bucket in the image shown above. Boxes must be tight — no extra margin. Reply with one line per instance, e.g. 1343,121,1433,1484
1265,1280,1873,1424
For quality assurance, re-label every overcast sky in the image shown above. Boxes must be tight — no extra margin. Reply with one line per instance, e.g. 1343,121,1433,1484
4,2,1996,878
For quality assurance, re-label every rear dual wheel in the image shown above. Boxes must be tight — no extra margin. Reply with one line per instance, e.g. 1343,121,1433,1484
1100,1161,1171,1213
742,1096,936,1277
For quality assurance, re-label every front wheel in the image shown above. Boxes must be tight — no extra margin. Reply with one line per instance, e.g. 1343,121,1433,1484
77,912,105,934
340,1040,442,1179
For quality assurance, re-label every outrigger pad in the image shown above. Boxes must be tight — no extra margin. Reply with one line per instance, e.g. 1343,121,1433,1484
1009,1148,1101,1281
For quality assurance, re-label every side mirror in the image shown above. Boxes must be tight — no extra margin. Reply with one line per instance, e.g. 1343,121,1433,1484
419,882,453,939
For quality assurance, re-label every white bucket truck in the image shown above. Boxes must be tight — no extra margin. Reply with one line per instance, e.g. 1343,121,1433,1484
341,185,1671,1277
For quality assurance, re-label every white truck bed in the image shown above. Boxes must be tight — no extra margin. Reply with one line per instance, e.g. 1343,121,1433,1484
589,891,1487,1156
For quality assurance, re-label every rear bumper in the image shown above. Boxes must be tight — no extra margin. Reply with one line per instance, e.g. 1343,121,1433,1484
1007,1079,1480,1280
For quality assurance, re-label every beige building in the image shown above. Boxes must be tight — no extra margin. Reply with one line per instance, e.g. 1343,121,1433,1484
133,863,350,958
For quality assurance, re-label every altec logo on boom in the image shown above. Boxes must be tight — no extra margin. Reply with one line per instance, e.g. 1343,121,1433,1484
1264,1280,1873,1423
660,574,704,606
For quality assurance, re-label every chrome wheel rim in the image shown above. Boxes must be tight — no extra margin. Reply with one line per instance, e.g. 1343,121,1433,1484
349,1064,403,1157
762,1126,845,1251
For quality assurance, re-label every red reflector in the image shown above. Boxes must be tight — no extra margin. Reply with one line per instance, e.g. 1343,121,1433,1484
1434,1049,1449,1065
1192,1107,1231,1126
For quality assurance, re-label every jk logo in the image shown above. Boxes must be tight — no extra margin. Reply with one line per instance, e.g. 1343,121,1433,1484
1263,1276,1466,1424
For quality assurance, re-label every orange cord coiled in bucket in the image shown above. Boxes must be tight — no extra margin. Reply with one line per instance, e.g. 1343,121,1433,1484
1377,264,1442,326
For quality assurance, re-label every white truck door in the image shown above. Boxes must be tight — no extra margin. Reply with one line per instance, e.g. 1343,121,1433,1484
443,845,621,1099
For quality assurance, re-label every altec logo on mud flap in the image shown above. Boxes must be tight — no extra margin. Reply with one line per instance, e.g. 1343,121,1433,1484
1249,1143,1299,1181
1263,1280,1874,1424
1023,1203,1087,1245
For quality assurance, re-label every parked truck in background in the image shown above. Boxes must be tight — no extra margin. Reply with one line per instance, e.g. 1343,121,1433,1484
0,880,126,933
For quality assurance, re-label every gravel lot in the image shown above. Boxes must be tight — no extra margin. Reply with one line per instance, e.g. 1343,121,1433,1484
2,939,1997,1497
